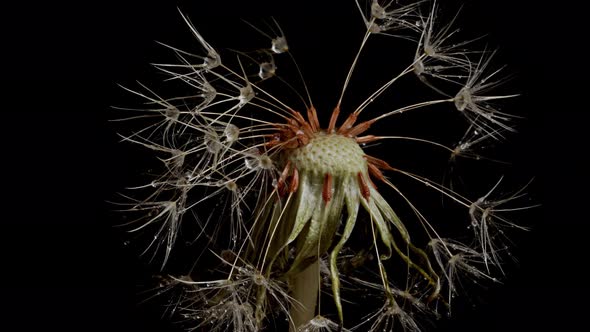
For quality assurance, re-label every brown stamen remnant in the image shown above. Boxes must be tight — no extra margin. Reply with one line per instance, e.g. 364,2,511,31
337,112,358,135
278,164,300,196
288,109,314,137
266,107,320,151
265,102,381,153
367,173,378,190
277,161,292,196
306,105,320,132
327,104,341,133
364,154,396,187
367,162,386,182
355,135,380,144
364,155,395,171
346,119,376,137
295,130,310,146
357,172,371,200
290,167,299,193
322,173,333,203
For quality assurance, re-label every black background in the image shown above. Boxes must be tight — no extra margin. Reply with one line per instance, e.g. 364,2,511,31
1,0,587,331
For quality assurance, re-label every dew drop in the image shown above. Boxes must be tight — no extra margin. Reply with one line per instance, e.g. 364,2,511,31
258,155,273,169
258,61,276,79
205,132,222,153
238,84,255,106
224,124,240,143
165,107,179,120
225,180,238,192
245,157,258,170
271,36,289,54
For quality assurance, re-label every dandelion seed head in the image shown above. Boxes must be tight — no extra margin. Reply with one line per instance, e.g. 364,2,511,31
114,1,533,330
288,133,366,176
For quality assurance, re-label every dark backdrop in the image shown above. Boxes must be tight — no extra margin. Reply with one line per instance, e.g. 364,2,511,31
2,1,586,331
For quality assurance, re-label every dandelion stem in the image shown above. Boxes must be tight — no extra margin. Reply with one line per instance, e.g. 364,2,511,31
289,260,320,331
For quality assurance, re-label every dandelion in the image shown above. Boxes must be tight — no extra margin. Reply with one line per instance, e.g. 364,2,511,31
114,1,533,330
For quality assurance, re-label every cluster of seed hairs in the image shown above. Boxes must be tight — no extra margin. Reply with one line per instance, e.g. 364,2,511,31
114,0,536,331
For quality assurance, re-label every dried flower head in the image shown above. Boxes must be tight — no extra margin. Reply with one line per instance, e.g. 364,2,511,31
114,1,533,330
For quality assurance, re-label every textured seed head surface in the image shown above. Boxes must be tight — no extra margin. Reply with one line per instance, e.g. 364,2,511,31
287,133,367,176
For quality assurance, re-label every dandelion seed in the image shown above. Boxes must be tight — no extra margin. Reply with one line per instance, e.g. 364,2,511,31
116,198,185,269
357,0,424,35
297,315,344,332
415,2,474,74
360,299,421,332
452,51,520,134
428,238,495,310
468,177,534,272
243,18,289,54
179,10,221,70
450,125,507,161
